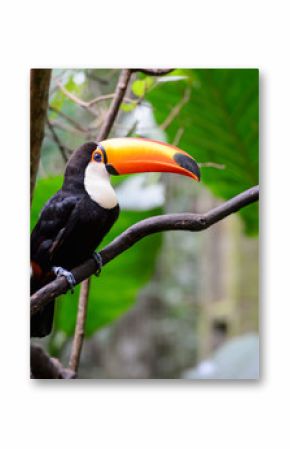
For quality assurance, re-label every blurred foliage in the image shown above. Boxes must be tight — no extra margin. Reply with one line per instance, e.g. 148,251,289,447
135,69,259,234
31,177,162,340
32,68,259,353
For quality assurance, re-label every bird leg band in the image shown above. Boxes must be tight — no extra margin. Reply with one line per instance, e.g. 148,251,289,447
52,266,76,293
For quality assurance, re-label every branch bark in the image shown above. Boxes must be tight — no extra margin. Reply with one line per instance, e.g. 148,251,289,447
49,105,89,133
46,118,68,162
160,87,191,131
68,277,90,372
70,68,134,374
131,69,174,76
56,81,99,118
30,344,76,379
97,69,132,140
31,185,259,317
30,69,51,203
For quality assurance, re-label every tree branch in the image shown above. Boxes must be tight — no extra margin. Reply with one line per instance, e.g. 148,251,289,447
46,118,69,162
55,85,133,111
49,105,89,133
199,162,226,170
30,344,76,379
30,69,51,204
68,277,90,372
56,81,99,118
97,69,132,140
160,88,191,131
70,68,134,375
131,69,174,76
30,185,259,317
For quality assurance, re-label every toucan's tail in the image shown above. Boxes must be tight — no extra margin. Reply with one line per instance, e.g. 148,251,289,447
30,301,55,338
30,274,55,338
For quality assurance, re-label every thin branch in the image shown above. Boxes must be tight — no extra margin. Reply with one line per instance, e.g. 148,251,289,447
30,344,76,379
126,120,139,137
86,93,114,106
160,88,191,131
48,120,90,136
70,69,134,375
49,105,89,133
44,132,73,154
97,69,132,140
56,81,133,115
172,127,185,146
68,277,91,372
131,69,174,76
56,80,88,107
56,81,99,118
87,93,124,108
199,162,226,170
46,118,68,163
30,185,259,317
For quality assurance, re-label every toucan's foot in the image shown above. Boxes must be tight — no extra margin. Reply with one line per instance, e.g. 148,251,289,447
52,266,76,293
92,252,103,277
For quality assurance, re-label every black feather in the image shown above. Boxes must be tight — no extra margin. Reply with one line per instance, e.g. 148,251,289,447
31,142,120,337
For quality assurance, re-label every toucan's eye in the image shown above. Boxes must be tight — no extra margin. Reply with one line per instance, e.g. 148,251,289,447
93,151,102,163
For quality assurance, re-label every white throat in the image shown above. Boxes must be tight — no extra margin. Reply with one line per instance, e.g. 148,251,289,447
84,162,118,209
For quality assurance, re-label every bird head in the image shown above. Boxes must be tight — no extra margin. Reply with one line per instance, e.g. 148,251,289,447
90,137,200,181
63,138,200,206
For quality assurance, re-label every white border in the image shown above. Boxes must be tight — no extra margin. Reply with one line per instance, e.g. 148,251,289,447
1,1,289,447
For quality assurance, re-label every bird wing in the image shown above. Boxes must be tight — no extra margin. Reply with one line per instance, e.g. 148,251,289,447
31,191,82,270
30,191,82,335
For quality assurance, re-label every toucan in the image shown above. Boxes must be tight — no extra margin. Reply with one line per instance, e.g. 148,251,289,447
31,138,200,337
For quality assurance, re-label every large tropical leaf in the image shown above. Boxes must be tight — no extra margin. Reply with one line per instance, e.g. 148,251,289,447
143,69,259,234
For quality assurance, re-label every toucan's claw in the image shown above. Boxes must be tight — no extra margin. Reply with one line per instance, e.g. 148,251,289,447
92,252,103,277
52,266,76,293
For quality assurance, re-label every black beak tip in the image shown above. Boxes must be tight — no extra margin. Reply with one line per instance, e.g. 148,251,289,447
174,153,201,181
106,164,119,175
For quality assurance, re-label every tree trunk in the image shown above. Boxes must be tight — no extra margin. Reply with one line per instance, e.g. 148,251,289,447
30,69,51,203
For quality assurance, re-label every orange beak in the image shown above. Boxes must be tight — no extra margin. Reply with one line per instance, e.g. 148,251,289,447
98,137,200,181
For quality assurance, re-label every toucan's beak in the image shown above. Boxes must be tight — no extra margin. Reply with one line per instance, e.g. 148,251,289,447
98,137,200,181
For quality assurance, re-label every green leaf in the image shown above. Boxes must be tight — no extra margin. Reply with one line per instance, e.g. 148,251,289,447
121,101,137,112
50,90,66,111
145,69,259,234
49,74,83,113
132,80,146,97
65,75,81,94
131,76,154,97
